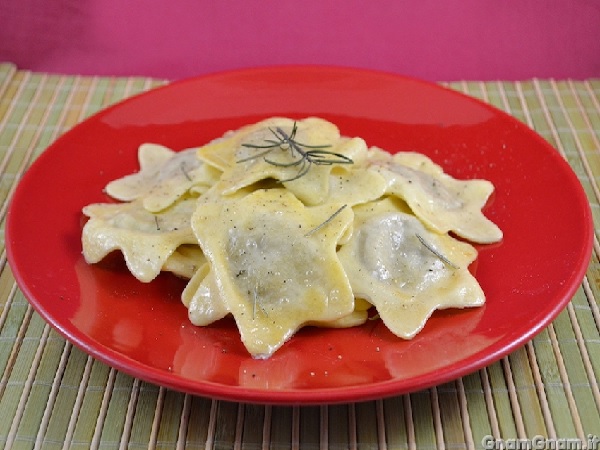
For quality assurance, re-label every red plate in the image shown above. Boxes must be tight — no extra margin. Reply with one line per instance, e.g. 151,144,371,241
6,67,593,404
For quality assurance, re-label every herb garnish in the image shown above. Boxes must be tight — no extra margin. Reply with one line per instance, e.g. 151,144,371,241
415,233,458,269
179,162,192,181
251,278,269,320
238,121,354,181
304,204,348,237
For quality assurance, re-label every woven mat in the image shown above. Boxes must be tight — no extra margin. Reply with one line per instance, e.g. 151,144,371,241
0,62,599,449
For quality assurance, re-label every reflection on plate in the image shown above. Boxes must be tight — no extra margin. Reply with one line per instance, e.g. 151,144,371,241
6,67,593,404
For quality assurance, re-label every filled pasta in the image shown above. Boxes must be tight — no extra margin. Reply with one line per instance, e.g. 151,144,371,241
81,117,502,358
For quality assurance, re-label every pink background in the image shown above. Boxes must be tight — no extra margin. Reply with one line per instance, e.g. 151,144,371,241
1,0,599,81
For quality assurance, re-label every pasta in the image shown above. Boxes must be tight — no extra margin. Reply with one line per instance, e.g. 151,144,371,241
81,117,502,358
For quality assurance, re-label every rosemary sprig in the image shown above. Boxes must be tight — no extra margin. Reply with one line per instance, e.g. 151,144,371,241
415,233,459,269
238,122,353,181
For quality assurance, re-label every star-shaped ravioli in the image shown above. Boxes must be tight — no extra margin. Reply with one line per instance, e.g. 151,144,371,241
369,150,503,244
191,188,355,358
181,263,230,326
325,163,387,207
180,258,369,330
106,143,219,212
162,244,206,280
338,197,485,339
197,117,359,205
82,197,198,282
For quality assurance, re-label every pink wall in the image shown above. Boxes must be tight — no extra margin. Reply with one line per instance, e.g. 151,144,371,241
1,0,599,81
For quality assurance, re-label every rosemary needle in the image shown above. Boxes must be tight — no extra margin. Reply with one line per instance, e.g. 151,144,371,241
251,282,269,320
305,205,348,237
415,233,459,269
252,287,258,320
180,162,192,181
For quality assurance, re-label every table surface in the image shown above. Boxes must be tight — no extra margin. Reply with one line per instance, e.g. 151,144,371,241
0,62,599,449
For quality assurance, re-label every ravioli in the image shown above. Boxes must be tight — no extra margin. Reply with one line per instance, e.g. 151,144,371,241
369,149,502,243
106,143,219,212
162,244,206,279
198,117,357,205
181,263,230,326
82,197,197,282
191,188,355,358
181,264,368,330
325,164,387,207
197,117,339,170
81,116,503,359
338,197,484,338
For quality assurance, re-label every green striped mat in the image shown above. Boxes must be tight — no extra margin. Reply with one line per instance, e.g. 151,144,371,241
0,62,598,449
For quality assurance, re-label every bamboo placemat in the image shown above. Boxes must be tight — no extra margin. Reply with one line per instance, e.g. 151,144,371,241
0,62,599,449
